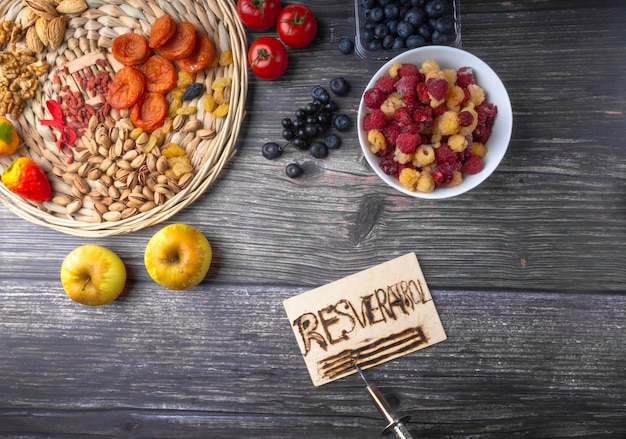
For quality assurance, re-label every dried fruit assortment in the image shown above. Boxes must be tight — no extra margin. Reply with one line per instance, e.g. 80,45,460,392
0,0,238,225
361,59,497,193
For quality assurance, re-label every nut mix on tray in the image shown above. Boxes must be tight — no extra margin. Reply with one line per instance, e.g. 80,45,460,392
0,0,246,235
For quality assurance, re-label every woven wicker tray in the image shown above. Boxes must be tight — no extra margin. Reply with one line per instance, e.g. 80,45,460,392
0,0,247,237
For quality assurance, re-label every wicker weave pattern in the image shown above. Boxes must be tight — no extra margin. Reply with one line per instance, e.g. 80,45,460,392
0,0,247,237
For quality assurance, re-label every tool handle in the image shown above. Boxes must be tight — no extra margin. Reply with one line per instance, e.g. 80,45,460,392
390,422,414,439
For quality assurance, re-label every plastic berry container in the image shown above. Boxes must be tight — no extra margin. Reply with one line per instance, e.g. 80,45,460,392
354,0,461,60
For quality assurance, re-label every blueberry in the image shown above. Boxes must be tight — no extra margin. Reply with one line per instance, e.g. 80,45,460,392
417,23,432,40
382,34,395,49
378,0,393,6
392,36,405,50
285,163,303,178
432,30,452,45
374,23,390,40
309,141,328,159
361,0,375,8
396,21,414,39
337,37,354,54
404,7,425,27
406,34,426,49
311,85,327,101
262,142,281,160
324,134,342,150
424,0,445,18
387,19,399,36
333,114,352,132
433,16,455,34
367,39,383,51
365,7,384,23
384,3,400,20
329,77,350,96
323,101,338,113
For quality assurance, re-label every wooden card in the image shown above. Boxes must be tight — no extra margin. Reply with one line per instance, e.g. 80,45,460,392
283,253,447,386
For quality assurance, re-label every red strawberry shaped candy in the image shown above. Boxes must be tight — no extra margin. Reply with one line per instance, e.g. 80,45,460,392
1,157,51,202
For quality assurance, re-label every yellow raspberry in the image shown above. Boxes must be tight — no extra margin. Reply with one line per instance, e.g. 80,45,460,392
399,168,421,191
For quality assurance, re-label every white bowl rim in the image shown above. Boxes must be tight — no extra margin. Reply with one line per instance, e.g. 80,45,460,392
357,45,513,199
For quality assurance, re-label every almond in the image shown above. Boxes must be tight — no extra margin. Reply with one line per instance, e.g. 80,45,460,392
34,17,49,46
25,0,59,20
46,16,66,49
55,0,88,14
25,26,44,52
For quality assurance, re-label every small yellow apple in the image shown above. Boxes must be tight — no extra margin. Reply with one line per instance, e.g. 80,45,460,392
144,223,212,290
60,244,127,306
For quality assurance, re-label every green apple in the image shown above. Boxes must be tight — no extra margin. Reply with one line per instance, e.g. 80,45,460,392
144,223,212,290
60,244,127,306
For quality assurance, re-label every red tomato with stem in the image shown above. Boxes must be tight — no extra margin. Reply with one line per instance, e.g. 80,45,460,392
276,4,317,48
247,36,288,80
237,0,282,31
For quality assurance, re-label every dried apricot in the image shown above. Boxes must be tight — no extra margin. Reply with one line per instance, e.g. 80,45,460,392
108,66,146,110
130,92,168,133
158,22,197,60
112,33,151,66
138,55,177,94
176,33,215,74
149,14,177,49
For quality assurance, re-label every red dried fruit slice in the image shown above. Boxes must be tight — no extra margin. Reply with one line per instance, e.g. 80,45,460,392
158,22,197,60
111,33,151,66
107,66,146,110
149,14,177,48
138,55,177,94
176,33,215,74
130,92,168,133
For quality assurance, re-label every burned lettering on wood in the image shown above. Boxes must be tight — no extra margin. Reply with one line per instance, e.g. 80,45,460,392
284,253,447,386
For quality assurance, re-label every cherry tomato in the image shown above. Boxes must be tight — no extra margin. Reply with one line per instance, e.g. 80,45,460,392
237,0,281,31
276,4,317,49
247,36,288,80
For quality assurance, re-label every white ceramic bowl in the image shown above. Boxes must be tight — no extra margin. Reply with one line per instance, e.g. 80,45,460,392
358,46,513,199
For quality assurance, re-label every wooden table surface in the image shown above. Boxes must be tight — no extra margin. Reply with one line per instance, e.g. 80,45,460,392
1,0,625,437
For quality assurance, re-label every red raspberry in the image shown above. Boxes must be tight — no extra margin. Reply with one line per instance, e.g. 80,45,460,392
401,123,421,135
380,152,400,177
395,75,418,98
476,103,498,128
412,106,433,130
383,121,401,145
375,76,395,94
473,124,492,144
417,82,430,104
426,77,447,101
456,66,475,88
434,143,457,167
431,163,454,187
363,109,388,131
363,88,385,109
432,102,447,117
458,110,474,127
461,155,483,174
396,132,421,154
393,107,412,125
398,63,419,78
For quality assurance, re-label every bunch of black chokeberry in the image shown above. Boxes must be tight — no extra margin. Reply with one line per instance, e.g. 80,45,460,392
261,77,352,178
